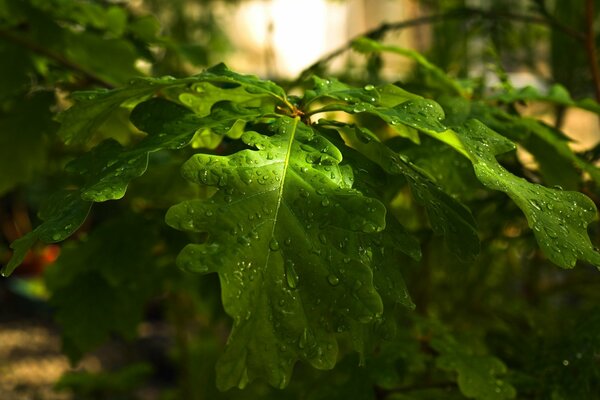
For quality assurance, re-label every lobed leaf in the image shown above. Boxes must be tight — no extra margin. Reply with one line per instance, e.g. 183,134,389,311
58,63,287,144
44,216,164,360
318,120,479,261
451,120,600,269
1,190,91,277
166,116,392,389
432,334,516,400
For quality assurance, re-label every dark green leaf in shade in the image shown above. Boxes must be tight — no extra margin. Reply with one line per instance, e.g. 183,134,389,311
64,32,140,85
44,216,163,360
166,116,388,389
0,41,32,100
432,334,516,400
319,120,479,261
490,84,600,114
0,92,57,195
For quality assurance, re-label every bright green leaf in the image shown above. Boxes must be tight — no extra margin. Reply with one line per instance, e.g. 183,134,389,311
166,116,389,389
453,120,600,268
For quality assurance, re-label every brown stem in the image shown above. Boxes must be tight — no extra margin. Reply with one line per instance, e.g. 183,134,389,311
0,28,116,89
585,0,600,102
293,7,585,85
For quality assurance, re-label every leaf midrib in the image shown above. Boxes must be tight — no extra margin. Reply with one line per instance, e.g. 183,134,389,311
264,117,299,266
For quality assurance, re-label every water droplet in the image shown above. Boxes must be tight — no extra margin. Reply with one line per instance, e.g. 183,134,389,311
529,199,542,211
364,84,375,91
285,260,298,289
318,233,327,244
321,198,330,207
205,210,214,217
362,222,378,233
562,359,570,366
327,274,340,286
237,236,251,247
269,238,280,251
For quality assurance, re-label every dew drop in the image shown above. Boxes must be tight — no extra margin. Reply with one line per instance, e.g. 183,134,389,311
327,274,340,286
318,233,327,244
529,199,542,211
362,222,378,233
285,260,299,289
269,238,280,251
237,236,251,247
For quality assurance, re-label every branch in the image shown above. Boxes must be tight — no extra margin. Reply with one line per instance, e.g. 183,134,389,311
585,0,600,102
294,7,585,84
0,28,116,89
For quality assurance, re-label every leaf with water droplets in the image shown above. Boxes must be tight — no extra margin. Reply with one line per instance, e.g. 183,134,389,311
320,121,479,261
1,190,91,277
453,120,600,269
66,99,266,202
166,116,388,390
432,332,516,400
58,63,286,144
303,76,382,106
472,103,600,188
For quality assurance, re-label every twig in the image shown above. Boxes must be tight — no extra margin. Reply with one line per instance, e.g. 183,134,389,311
294,7,585,84
585,0,600,102
0,28,116,89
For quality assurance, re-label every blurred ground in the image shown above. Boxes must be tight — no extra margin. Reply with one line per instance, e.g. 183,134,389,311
0,320,73,400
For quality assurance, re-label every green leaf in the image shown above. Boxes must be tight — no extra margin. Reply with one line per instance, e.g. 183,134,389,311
352,37,467,97
0,92,57,194
318,120,479,261
490,84,600,114
45,216,164,360
303,76,382,106
0,41,32,100
432,334,516,400
166,116,389,389
453,120,600,269
58,63,287,144
64,32,140,85
66,99,267,202
2,190,91,277
472,103,600,188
